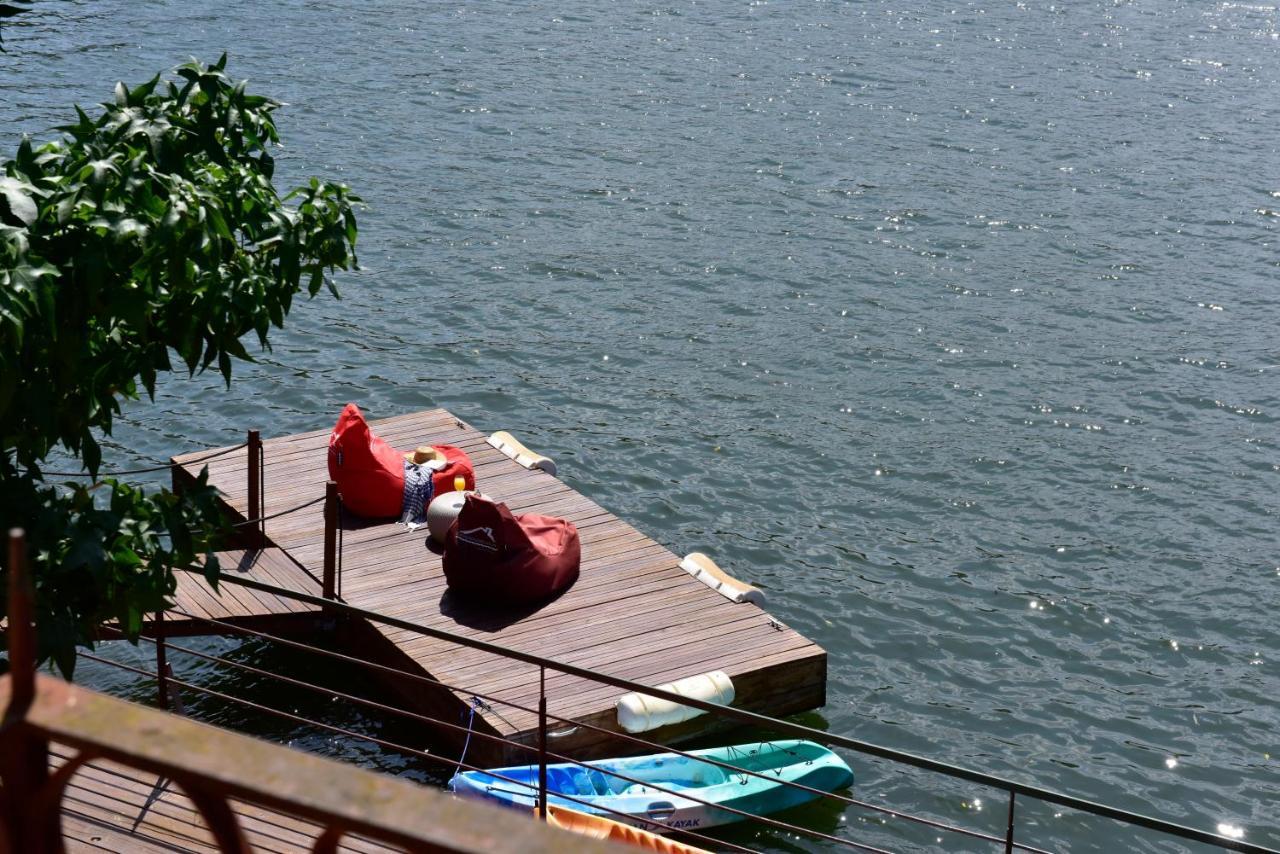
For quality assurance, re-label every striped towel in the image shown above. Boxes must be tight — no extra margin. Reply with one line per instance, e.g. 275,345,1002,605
401,460,436,525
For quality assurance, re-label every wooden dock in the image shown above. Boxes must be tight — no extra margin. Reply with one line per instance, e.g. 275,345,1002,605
167,408,826,763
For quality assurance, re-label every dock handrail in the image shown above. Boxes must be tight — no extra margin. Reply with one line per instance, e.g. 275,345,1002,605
159,566,1277,854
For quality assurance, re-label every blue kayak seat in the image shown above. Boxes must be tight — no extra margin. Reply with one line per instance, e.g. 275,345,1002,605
692,764,728,785
588,768,612,794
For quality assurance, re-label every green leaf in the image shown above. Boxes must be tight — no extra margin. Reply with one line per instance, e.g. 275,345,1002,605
203,552,221,590
129,73,161,105
0,176,38,225
53,643,77,680
206,206,232,242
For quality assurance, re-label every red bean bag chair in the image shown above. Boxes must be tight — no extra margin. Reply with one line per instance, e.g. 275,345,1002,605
442,495,580,604
429,445,476,496
328,404,477,519
328,404,405,517
402,443,477,524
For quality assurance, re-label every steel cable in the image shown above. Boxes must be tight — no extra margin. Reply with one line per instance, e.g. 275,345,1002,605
128,636,996,853
228,495,325,528
161,572,1273,852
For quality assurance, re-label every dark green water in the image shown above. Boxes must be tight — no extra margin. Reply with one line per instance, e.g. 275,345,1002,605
3,2,1277,850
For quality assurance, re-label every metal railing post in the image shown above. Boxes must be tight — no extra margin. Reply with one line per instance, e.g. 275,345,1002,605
323,481,338,601
163,664,186,716
247,429,262,548
1005,790,1017,853
155,610,169,711
336,495,344,601
538,666,548,821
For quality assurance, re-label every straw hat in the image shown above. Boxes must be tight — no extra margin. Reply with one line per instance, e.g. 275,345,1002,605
405,445,446,466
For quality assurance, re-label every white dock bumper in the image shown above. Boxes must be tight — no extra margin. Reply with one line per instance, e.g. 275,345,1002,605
486,430,557,476
679,552,765,605
616,670,735,733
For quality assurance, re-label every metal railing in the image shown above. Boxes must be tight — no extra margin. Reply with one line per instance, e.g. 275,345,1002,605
124,563,1275,854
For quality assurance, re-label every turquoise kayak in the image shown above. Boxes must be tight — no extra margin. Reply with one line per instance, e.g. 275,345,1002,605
448,739,853,833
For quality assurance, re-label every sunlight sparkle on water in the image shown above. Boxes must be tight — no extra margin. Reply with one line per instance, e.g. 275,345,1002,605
1165,757,1178,769
1217,823,1244,840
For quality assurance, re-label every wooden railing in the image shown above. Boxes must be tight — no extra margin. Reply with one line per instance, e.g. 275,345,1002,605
0,529,611,854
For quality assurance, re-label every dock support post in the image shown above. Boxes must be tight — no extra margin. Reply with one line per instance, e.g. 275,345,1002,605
1004,790,1017,853
323,480,338,601
537,666,548,821
155,610,168,711
247,429,263,548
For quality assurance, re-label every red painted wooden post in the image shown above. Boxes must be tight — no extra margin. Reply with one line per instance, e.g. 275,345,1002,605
0,528,56,854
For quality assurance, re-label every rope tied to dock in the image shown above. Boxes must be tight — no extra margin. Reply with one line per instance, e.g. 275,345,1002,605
456,697,483,777
229,494,326,528
38,440,250,478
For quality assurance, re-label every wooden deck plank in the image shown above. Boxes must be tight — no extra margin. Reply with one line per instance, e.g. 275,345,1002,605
171,408,827,764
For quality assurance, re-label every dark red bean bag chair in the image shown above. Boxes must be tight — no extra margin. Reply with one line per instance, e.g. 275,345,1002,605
328,404,405,517
442,495,580,605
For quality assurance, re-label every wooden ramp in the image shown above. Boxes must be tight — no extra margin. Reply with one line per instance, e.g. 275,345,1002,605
171,409,826,763
162,547,322,637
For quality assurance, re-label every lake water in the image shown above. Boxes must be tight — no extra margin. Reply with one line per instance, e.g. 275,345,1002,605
3,1,1278,850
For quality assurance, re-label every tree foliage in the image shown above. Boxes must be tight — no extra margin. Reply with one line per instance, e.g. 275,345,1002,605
0,0,33,51
0,56,359,676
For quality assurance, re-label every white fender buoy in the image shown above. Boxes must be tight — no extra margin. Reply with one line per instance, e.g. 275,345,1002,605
679,552,765,605
487,430,557,476
616,670,735,734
